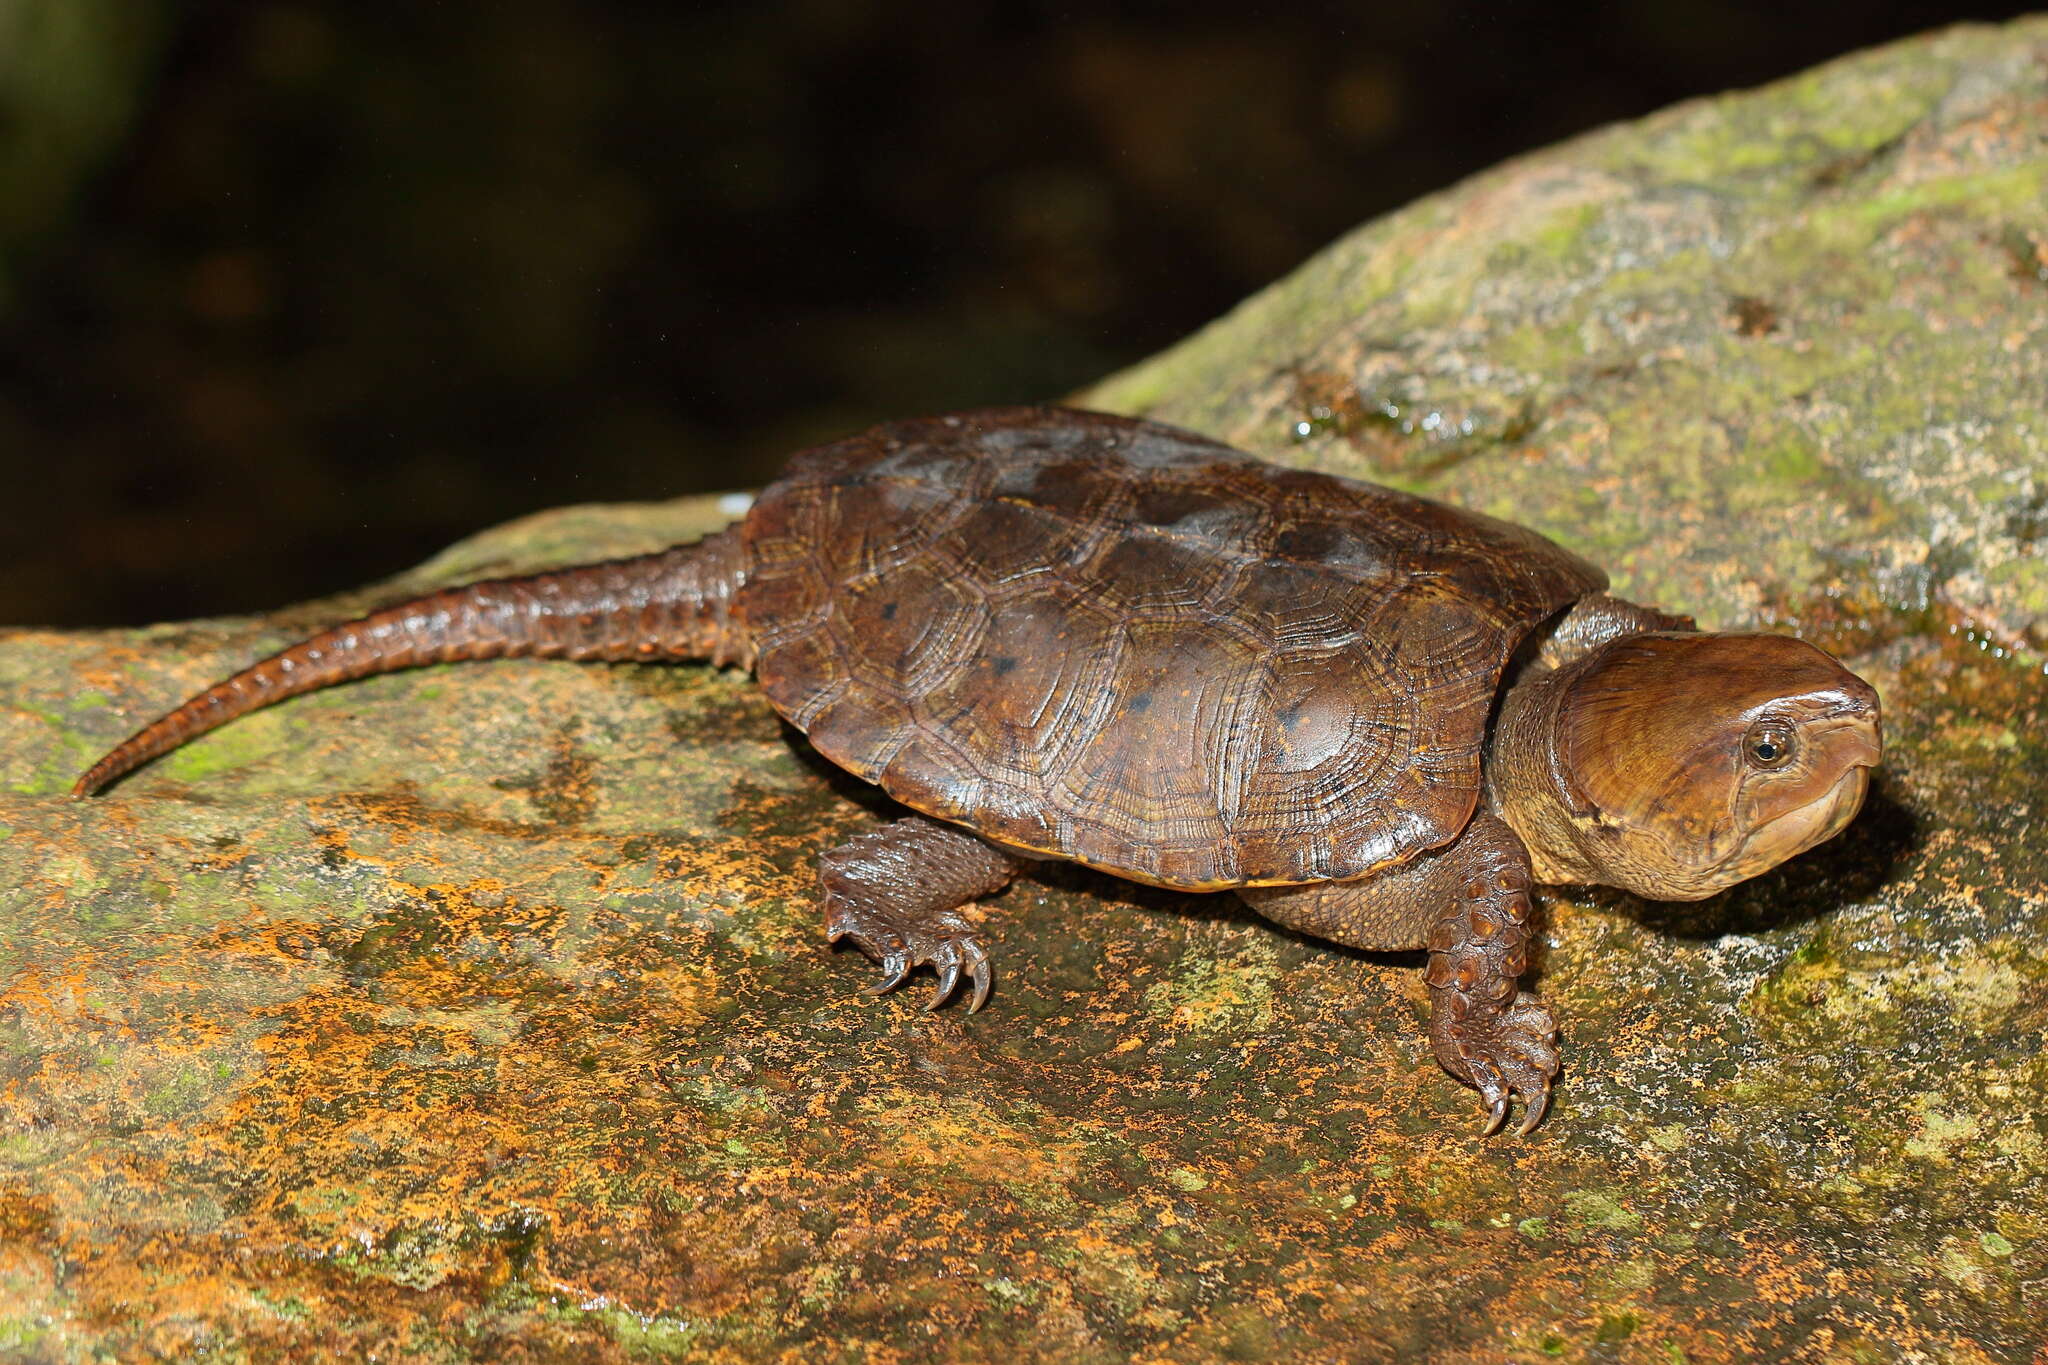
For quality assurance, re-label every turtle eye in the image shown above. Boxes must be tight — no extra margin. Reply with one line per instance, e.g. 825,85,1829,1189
1743,721,1796,770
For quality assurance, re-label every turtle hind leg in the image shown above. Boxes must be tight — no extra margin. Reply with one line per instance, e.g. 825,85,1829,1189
818,815,1024,1012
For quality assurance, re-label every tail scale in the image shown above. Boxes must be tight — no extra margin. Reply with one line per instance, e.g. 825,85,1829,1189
72,527,751,797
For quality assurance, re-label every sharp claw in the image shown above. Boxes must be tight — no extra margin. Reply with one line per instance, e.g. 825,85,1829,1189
925,962,962,1011
967,960,992,1013
1480,1096,1510,1138
1517,1085,1552,1137
866,958,912,995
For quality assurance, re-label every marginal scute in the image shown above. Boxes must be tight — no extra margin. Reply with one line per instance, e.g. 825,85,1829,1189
742,407,1605,888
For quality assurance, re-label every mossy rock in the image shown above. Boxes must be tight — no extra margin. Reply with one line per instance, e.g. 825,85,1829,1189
3,19,2046,1363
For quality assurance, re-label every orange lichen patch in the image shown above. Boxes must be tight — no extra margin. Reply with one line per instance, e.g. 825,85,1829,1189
0,953,122,1027
605,832,802,913
1723,1233,1831,1308
853,1092,1087,1190
218,999,543,1212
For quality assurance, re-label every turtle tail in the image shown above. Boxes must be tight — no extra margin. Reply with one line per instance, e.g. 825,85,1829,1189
72,526,753,797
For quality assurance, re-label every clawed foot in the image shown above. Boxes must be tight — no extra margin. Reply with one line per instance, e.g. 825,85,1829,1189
1434,991,1560,1137
825,894,993,1012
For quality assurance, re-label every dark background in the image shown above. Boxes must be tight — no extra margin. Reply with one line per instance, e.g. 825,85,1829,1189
1,1,2030,628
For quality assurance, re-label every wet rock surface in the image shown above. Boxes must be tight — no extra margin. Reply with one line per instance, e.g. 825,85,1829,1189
3,20,2045,1363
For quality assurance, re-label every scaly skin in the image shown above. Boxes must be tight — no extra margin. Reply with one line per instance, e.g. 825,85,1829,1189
72,529,753,798
819,815,1024,1012
70,409,1885,1135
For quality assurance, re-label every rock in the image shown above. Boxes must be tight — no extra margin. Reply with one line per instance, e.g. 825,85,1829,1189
3,18,2045,1363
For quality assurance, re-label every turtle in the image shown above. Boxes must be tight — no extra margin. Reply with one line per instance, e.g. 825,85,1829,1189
73,406,1883,1134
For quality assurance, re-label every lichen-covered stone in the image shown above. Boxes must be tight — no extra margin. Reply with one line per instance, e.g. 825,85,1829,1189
3,19,2046,1363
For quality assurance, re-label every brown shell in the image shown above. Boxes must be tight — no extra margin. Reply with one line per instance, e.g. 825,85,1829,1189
739,407,1604,890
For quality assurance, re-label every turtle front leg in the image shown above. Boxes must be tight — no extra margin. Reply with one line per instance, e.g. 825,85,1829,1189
1419,818,1559,1136
818,815,1024,1012
1240,813,1558,1135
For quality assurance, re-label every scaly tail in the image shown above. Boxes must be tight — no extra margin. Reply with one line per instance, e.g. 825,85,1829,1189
73,526,753,797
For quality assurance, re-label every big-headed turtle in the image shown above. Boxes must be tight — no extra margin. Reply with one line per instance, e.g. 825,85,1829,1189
74,407,1882,1133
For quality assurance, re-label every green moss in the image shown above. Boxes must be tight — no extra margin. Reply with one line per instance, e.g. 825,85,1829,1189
246,1288,314,1323
1521,202,1607,270
1646,1125,1688,1153
1985,556,2048,620
1846,164,2048,236
141,1063,217,1118
1760,437,1823,484
1141,937,1279,1037
1560,1191,1644,1242
1595,1312,1640,1343
0,1319,51,1355
159,711,287,784
1614,37,1950,187
602,1311,710,1360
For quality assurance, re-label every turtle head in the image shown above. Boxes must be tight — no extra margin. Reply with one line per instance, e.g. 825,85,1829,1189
1528,632,1881,901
